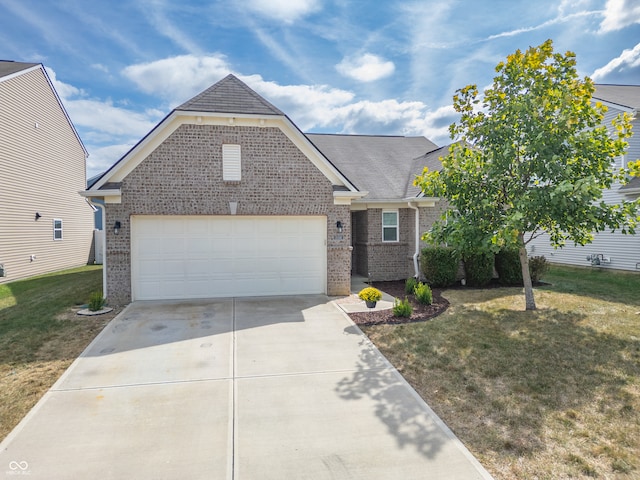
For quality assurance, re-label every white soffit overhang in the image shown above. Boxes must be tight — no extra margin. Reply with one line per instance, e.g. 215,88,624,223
86,110,359,198
350,196,440,211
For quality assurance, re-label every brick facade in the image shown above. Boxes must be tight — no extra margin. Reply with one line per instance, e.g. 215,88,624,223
351,202,447,282
104,124,351,304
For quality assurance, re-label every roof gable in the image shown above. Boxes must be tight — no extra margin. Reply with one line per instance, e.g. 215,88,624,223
0,61,87,158
0,60,39,81
177,74,284,116
88,75,357,196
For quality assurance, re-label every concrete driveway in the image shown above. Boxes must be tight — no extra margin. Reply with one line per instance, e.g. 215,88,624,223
0,296,493,479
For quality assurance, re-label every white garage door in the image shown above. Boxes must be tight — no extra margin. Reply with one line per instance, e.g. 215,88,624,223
131,215,327,300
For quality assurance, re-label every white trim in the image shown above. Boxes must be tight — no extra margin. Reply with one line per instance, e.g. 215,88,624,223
86,110,360,195
53,218,63,241
0,64,41,84
351,197,440,210
333,190,368,205
382,209,399,243
593,97,636,115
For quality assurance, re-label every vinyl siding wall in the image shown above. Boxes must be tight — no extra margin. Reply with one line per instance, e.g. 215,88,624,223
527,109,640,272
0,67,94,283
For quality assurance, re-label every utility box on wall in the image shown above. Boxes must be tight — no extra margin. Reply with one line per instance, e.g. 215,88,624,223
0,264,5,277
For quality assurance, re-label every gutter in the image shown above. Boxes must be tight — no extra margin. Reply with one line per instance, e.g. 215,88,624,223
407,201,421,279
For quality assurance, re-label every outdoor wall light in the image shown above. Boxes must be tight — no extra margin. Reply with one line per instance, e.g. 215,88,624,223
336,221,343,233
35,212,42,220
113,221,121,235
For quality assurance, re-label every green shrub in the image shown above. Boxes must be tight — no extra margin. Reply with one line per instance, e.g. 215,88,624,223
393,297,413,318
414,282,433,305
495,248,523,285
88,291,105,312
463,251,494,287
420,247,460,287
405,277,418,294
529,255,549,283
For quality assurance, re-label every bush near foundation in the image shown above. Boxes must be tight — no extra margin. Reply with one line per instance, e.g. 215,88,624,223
463,251,494,287
420,247,460,287
495,249,523,285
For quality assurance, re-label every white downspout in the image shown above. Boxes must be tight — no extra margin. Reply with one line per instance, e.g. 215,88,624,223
87,198,107,299
408,201,420,278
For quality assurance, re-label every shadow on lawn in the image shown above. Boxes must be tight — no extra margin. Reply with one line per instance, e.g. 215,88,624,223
354,303,640,474
410,307,640,462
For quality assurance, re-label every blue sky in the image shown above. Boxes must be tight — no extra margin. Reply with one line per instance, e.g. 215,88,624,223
1,0,639,178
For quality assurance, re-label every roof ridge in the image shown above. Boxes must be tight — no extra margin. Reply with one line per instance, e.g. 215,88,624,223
0,60,40,80
177,74,284,116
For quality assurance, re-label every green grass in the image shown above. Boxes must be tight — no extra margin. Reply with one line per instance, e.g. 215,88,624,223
0,265,107,440
363,265,640,479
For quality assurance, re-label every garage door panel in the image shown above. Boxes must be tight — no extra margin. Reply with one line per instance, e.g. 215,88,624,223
131,216,327,300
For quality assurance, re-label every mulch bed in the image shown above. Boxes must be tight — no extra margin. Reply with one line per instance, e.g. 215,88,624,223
347,278,548,327
347,280,449,327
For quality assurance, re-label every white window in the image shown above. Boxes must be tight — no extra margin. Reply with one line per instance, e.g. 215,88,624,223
382,210,398,242
223,144,241,181
53,219,63,240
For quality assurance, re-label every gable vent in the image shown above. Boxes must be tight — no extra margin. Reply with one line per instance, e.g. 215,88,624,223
223,144,241,182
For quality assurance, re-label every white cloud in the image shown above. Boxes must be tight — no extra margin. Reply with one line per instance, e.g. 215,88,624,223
66,99,160,137
86,143,135,177
122,54,231,106
44,67,163,177
599,0,640,32
591,42,640,80
244,0,321,24
486,10,601,40
91,63,109,73
242,73,454,144
336,53,395,82
44,67,85,99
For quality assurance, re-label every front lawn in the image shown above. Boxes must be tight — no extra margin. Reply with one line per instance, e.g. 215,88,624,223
363,266,640,479
0,266,116,441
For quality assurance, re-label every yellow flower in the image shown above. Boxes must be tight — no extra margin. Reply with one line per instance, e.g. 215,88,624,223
358,287,382,302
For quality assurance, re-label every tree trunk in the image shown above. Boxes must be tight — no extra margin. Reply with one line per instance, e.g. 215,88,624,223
518,234,537,311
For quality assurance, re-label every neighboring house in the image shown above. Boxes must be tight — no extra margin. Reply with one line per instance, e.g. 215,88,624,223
527,84,640,271
84,74,444,303
0,61,94,283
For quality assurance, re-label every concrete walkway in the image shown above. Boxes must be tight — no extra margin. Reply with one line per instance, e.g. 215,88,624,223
337,275,397,313
0,296,493,479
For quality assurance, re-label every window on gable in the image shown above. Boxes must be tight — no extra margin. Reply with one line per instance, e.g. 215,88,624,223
53,219,63,240
223,144,241,182
382,210,398,242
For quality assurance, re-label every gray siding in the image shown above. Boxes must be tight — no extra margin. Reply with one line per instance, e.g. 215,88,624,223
0,67,94,283
527,108,640,272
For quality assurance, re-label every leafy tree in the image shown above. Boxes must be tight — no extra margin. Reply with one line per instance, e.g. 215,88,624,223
415,39,639,310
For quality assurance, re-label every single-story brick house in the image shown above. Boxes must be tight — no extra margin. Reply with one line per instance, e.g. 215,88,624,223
84,75,445,303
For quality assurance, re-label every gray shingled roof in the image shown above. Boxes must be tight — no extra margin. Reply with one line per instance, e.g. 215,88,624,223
0,60,38,79
306,134,441,200
594,84,640,110
620,177,640,192
177,74,284,115
407,145,448,197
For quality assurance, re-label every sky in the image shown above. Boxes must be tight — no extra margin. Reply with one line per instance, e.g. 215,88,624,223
1,0,639,179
